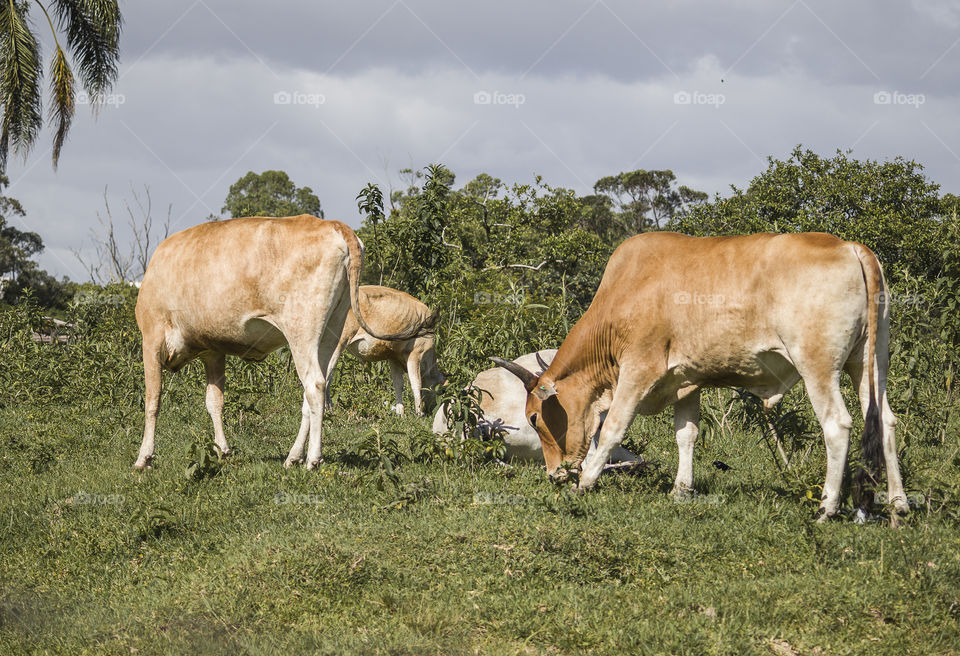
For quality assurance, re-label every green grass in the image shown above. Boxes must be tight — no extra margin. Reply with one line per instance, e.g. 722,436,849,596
1,387,958,656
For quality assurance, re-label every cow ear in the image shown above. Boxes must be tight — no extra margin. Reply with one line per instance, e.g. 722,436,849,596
533,382,558,400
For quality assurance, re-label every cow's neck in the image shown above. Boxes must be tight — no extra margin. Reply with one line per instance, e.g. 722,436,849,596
547,316,619,401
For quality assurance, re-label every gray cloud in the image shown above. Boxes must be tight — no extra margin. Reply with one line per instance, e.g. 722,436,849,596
7,0,960,279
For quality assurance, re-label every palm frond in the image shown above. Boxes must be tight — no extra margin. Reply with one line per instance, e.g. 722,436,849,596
52,0,121,100
0,1,43,168
48,42,74,166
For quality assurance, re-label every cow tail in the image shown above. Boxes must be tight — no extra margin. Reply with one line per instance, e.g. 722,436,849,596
331,222,422,341
854,245,885,513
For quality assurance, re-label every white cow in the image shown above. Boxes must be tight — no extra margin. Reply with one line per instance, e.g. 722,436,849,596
433,350,638,464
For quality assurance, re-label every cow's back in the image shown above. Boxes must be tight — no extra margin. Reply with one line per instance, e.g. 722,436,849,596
592,232,868,350
344,286,435,360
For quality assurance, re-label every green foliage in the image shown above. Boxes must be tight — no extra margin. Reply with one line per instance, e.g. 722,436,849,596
184,437,223,481
220,169,323,219
353,426,407,491
0,0,122,168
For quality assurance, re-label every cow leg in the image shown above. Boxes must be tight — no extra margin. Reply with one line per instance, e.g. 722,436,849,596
202,353,230,456
577,380,646,490
287,339,328,469
135,339,163,470
804,374,853,520
389,360,405,416
406,352,424,416
846,358,909,514
671,391,701,499
323,330,349,413
284,393,310,467
880,396,908,513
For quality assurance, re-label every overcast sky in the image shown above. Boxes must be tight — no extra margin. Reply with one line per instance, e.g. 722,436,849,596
7,0,960,280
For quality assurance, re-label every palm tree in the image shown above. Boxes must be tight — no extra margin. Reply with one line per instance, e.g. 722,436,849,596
0,1,121,169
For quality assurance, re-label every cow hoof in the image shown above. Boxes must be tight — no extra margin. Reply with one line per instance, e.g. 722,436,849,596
672,486,694,501
283,457,302,469
133,457,153,471
306,458,324,471
814,507,837,524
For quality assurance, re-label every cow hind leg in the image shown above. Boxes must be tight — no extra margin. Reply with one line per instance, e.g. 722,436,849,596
135,338,164,470
389,360,405,416
406,353,424,416
671,391,701,500
287,339,327,469
202,353,230,457
845,358,909,515
803,374,853,521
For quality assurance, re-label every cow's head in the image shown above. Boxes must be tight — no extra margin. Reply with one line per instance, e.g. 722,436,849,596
491,355,589,476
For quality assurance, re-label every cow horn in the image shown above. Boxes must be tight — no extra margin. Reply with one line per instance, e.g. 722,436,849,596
489,357,538,390
535,351,550,373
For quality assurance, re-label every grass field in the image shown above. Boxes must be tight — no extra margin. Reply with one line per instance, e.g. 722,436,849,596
1,373,958,656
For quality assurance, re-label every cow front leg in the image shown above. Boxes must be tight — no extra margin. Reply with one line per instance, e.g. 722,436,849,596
578,381,645,490
671,391,701,500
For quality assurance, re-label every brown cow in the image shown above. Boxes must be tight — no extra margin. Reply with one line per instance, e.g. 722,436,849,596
495,232,908,520
327,285,444,416
134,215,422,470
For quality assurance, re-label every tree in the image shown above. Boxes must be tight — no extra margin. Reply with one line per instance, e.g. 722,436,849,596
593,169,706,237
0,173,71,306
73,184,170,284
221,170,323,219
0,1,122,169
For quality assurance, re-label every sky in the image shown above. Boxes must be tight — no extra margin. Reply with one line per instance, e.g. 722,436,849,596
6,0,960,280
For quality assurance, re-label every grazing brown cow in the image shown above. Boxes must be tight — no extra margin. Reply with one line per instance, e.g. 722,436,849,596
494,232,908,520
328,285,444,416
134,215,423,471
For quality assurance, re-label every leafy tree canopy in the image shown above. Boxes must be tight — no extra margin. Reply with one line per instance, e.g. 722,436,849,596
0,1,123,169
221,170,322,219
